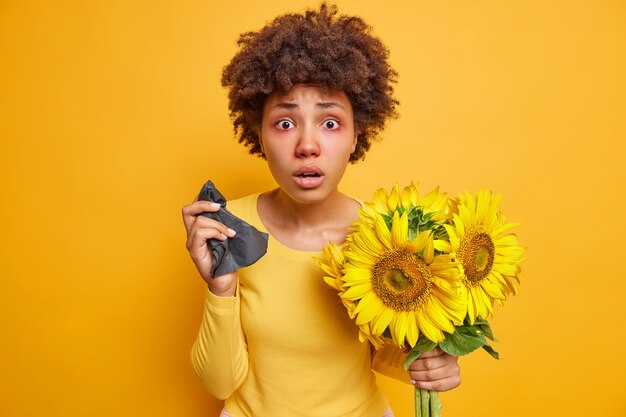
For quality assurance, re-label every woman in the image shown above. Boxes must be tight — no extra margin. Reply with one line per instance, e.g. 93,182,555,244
182,4,460,416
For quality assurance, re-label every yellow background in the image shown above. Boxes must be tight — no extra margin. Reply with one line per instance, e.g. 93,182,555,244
1,0,625,416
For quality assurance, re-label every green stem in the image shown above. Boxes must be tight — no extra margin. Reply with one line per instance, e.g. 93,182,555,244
421,389,430,417
414,386,421,417
430,390,443,417
414,388,443,417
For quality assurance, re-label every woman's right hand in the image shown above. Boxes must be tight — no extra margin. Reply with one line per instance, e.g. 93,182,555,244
182,197,238,296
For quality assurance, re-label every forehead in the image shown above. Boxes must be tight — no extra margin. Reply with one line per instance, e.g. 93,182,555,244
265,83,352,108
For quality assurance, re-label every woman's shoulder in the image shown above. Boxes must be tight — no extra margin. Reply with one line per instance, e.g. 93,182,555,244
227,192,259,208
226,192,263,230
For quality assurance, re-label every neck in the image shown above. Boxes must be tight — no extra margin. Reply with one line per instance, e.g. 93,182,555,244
263,188,350,229
257,188,361,250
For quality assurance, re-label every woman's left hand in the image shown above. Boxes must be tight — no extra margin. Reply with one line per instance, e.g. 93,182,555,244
407,347,461,391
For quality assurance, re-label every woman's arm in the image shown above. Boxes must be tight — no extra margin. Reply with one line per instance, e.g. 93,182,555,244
191,284,249,399
183,198,247,397
182,198,238,296
371,343,412,383
372,345,461,391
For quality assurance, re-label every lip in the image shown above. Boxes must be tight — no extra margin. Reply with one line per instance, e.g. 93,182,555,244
292,165,325,189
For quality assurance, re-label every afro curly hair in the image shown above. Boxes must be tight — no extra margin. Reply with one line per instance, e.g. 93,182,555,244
221,2,399,162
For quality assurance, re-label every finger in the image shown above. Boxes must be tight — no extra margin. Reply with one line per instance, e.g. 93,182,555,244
185,231,215,279
408,354,454,372
192,215,236,238
412,374,461,392
417,347,444,358
186,227,227,279
186,224,231,252
181,200,222,231
409,362,459,383
182,203,235,238
183,200,222,216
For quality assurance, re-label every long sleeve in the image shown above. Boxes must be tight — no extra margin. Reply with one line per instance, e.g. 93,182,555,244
189,193,391,416
191,288,249,400
371,343,411,384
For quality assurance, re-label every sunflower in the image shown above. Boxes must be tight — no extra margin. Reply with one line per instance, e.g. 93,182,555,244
339,210,465,348
318,242,346,293
316,243,386,348
360,183,449,228
444,189,525,324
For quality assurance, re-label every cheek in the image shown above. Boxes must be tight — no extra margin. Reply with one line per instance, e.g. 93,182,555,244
264,149,290,176
264,142,287,162
328,148,353,174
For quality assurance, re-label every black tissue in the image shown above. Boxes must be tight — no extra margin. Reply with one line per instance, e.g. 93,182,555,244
197,180,269,278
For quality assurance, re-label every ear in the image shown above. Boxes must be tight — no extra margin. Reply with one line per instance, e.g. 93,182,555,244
351,134,358,153
259,133,265,154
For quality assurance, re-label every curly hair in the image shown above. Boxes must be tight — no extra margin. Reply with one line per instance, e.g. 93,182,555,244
221,2,399,162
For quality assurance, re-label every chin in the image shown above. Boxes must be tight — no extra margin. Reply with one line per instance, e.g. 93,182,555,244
281,185,337,205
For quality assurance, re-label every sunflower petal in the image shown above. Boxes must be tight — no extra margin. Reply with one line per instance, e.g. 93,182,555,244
373,188,390,214
405,230,431,254
344,249,376,268
391,211,408,247
353,292,382,315
388,184,400,212
405,313,419,348
342,283,373,300
424,236,435,264
374,214,393,250
434,239,452,253
372,306,394,336
355,300,380,325
392,311,408,347
416,312,444,343
424,300,455,333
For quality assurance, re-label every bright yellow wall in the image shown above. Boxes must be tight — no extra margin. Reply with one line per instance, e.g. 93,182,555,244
1,1,624,416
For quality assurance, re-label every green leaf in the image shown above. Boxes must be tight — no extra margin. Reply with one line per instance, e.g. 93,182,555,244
440,327,487,356
473,317,499,342
482,344,500,360
404,349,422,370
415,336,437,353
403,336,437,369
439,320,501,359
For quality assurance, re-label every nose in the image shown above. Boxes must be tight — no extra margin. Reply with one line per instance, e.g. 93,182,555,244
295,125,320,158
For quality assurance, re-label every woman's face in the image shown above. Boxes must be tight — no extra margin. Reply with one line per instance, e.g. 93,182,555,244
260,84,357,205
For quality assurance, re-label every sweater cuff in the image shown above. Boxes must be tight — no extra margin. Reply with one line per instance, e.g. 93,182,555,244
205,287,239,312
372,345,412,384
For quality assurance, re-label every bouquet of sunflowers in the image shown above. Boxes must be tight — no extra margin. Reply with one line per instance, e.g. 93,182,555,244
316,184,525,417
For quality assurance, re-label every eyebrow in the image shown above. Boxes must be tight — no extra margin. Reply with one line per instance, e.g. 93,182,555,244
317,102,345,109
270,102,346,110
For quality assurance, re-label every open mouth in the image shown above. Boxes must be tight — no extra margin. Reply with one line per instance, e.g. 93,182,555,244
293,166,324,188
293,166,324,178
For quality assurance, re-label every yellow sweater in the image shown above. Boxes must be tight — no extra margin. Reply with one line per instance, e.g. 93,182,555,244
191,193,409,417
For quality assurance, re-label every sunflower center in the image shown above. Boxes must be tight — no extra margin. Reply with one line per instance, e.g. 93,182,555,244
372,250,432,311
475,246,490,271
386,269,412,291
458,231,495,285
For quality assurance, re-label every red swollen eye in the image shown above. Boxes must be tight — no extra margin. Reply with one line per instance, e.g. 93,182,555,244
323,119,340,130
276,120,294,130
